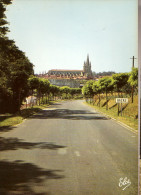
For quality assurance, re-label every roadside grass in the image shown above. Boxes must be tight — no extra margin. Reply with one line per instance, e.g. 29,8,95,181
85,94,138,131
0,97,79,128
0,115,23,128
0,102,52,128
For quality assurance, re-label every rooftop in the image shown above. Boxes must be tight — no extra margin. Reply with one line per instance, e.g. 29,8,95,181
49,69,84,72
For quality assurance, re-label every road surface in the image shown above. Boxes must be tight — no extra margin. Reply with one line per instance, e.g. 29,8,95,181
0,100,138,195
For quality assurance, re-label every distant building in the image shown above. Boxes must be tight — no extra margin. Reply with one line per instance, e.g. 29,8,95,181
37,55,93,88
83,54,93,78
43,55,93,79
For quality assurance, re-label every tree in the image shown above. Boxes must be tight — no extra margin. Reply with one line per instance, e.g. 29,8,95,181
92,81,99,105
0,46,34,112
97,77,113,110
0,0,12,37
37,78,48,104
60,86,71,99
44,79,50,103
50,85,59,100
0,0,14,113
28,76,40,92
128,68,138,103
112,73,129,95
93,71,115,77
82,85,88,98
70,88,81,99
82,80,95,103
10,58,33,112
0,1,34,113
128,68,138,88
28,76,40,106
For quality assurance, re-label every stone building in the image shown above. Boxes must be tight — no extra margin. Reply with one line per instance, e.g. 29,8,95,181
37,55,93,88
46,55,93,79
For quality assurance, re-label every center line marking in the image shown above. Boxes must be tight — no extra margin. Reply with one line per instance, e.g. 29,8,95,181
75,151,80,157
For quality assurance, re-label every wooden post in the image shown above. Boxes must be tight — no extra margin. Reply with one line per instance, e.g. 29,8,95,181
121,103,122,116
118,103,119,116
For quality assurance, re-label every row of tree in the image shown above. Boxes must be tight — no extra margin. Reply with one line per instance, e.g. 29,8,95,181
28,76,82,105
92,71,116,77
0,1,82,113
82,68,138,110
0,0,34,113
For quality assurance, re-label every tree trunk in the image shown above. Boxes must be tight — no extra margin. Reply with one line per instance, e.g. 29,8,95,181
42,95,44,104
106,91,108,110
39,93,40,105
31,89,34,107
93,95,94,105
45,93,47,104
18,88,21,114
118,103,119,116
131,86,134,103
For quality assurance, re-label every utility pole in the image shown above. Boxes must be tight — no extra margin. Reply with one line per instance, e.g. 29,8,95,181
130,56,137,68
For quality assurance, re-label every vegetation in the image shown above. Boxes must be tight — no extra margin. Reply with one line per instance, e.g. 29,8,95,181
0,1,138,131
0,104,49,128
92,71,116,77
85,95,138,130
128,67,138,103
83,70,138,103
0,80,82,127
82,69,138,130
27,77,82,107
0,0,34,113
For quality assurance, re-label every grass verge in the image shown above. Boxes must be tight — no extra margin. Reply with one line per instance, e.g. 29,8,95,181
84,95,138,131
0,102,52,128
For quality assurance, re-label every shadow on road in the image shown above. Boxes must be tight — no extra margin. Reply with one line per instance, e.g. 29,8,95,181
0,137,66,151
0,126,16,133
0,160,64,195
30,109,110,120
49,102,61,106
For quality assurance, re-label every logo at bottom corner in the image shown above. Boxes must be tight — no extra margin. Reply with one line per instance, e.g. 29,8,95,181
119,177,131,191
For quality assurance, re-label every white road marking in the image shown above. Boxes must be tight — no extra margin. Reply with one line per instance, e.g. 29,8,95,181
58,148,67,155
75,151,80,157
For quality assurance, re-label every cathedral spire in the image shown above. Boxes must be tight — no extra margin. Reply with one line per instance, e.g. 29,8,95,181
87,54,89,61
83,54,92,78
87,54,89,63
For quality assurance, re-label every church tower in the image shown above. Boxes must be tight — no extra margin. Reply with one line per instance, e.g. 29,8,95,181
83,54,92,78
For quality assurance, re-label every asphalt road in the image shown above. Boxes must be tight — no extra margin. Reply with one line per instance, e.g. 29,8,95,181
0,100,138,195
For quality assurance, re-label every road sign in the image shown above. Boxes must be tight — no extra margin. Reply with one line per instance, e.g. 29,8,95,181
116,98,128,104
116,98,128,116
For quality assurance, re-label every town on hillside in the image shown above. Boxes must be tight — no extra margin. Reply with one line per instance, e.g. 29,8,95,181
36,55,115,88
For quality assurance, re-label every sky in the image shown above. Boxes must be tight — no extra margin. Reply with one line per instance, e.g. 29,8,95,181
6,0,138,74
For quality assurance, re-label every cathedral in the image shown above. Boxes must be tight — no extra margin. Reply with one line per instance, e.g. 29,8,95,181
37,55,93,88
45,55,93,79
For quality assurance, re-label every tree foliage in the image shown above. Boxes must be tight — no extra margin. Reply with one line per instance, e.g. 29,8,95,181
112,73,129,93
128,68,138,88
82,70,138,108
0,1,34,113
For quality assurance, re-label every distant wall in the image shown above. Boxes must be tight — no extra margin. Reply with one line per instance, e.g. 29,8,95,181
49,79,80,88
